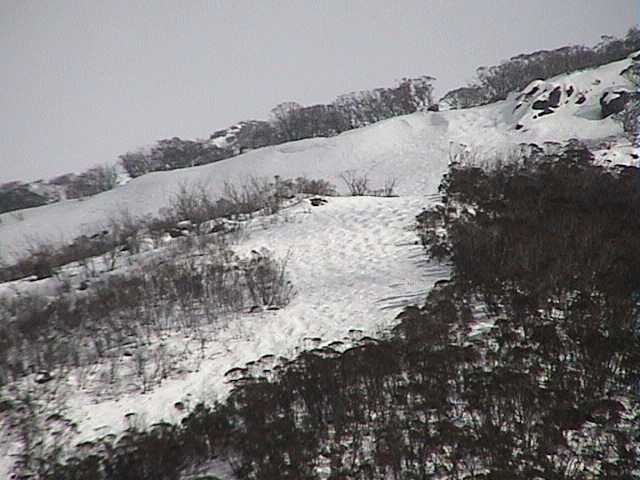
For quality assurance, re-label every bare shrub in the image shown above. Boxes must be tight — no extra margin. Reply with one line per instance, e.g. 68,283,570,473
23,239,59,280
167,177,286,231
0,212,147,282
293,177,336,196
170,182,218,232
133,348,151,393
202,260,245,312
146,214,179,244
373,177,398,197
222,177,281,217
340,170,370,196
108,207,145,247
243,251,293,307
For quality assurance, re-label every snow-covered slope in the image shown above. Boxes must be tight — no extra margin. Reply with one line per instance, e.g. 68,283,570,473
0,55,635,260
505,54,634,137
63,196,447,443
0,54,636,478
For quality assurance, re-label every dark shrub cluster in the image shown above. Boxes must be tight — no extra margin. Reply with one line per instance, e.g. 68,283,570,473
418,145,640,301
0,164,119,215
0,183,48,215
119,138,232,178
289,177,336,196
0,234,123,283
617,59,640,146
65,164,118,200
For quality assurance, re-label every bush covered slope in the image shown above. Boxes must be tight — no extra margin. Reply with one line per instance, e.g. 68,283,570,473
28,146,639,479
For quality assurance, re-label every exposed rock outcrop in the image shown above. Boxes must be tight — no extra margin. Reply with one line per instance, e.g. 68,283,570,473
600,87,632,118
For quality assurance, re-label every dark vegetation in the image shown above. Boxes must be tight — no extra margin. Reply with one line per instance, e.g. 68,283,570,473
618,58,640,146
440,27,640,108
18,146,639,479
0,165,118,215
0,183,48,214
63,165,119,200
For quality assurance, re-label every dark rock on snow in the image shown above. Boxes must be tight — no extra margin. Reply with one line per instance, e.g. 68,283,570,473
600,88,632,118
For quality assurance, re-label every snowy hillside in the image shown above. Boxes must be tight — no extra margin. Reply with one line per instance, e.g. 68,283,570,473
1,55,635,261
0,53,636,478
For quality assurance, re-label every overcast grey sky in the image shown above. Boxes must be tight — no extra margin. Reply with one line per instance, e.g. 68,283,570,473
0,0,636,183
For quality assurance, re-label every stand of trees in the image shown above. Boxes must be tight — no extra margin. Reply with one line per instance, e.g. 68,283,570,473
119,76,435,178
0,164,119,215
0,75,433,214
0,182,48,215
64,164,118,199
